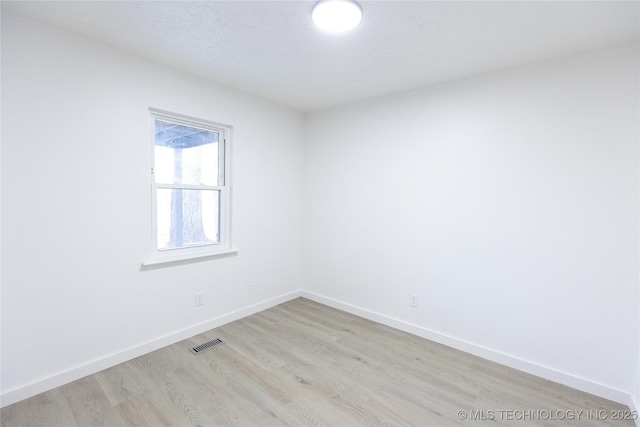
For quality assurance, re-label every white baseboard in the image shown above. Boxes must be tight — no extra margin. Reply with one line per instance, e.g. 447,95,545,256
301,290,633,407
0,290,302,408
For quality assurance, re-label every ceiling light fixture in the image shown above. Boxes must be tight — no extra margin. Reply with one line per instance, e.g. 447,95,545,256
312,0,363,32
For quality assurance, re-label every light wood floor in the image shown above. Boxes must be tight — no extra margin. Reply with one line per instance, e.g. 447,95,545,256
1,298,635,426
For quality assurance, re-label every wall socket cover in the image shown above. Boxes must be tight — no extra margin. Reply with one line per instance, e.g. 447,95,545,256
410,294,419,308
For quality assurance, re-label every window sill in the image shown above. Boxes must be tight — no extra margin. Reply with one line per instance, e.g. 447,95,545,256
142,247,238,269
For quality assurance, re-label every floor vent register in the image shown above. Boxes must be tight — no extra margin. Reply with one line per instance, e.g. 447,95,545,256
190,338,225,354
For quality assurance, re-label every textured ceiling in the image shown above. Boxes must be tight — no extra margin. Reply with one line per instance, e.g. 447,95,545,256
3,1,639,111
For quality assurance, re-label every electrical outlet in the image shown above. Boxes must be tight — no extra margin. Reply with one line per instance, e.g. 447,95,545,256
410,294,419,308
195,292,204,306
248,279,256,292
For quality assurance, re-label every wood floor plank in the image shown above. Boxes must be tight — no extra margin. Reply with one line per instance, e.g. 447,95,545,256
94,362,145,407
60,376,126,427
171,357,265,426
1,387,78,427
1,297,635,426
113,394,172,427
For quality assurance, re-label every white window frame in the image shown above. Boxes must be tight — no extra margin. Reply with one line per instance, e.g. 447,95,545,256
143,108,236,266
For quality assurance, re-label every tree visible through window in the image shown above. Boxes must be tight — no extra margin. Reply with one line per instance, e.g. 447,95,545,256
150,110,230,257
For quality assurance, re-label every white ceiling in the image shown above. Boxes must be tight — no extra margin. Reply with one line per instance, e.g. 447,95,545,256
3,1,639,111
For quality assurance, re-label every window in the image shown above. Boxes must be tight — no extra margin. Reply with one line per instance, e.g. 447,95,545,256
144,109,235,266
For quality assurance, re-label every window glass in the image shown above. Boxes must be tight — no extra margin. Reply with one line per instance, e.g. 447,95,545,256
156,189,221,250
154,119,219,186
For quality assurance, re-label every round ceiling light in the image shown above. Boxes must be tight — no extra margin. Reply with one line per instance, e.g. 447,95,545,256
312,0,363,32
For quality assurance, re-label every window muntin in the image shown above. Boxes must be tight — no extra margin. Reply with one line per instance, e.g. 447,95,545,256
148,109,232,263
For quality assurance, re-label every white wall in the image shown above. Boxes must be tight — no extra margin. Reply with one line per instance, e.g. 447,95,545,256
1,11,304,404
303,43,639,400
